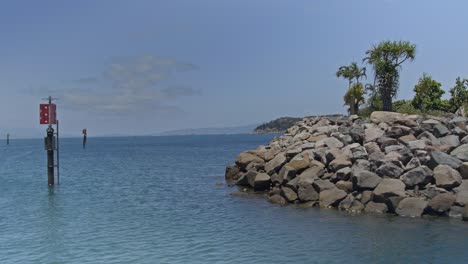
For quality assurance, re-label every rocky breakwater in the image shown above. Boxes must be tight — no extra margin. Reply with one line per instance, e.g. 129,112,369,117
225,111,468,219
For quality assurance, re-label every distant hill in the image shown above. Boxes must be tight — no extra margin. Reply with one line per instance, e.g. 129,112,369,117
253,117,302,134
156,124,258,136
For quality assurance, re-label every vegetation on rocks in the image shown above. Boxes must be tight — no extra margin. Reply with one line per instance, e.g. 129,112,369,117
253,117,302,133
226,112,468,219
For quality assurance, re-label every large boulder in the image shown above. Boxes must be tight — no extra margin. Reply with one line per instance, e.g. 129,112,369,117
278,165,297,182
312,179,336,192
281,187,298,202
439,135,460,148
235,152,264,170
297,184,319,202
225,165,240,180
364,201,388,214
352,170,382,191
428,193,455,214
433,124,450,137
373,178,406,202
265,152,287,174
428,151,462,170
400,166,433,188
365,127,385,143
370,111,406,125
451,144,468,162
268,194,287,206
248,172,271,191
396,197,428,217
319,188,347,207
338,194,365,212
316,137,344,149
460,162,468,179
433,165,462,190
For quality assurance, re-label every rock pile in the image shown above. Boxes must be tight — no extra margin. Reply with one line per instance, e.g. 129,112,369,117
225,111,468,219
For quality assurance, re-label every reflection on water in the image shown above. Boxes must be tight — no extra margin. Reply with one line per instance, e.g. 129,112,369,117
0,135,467,263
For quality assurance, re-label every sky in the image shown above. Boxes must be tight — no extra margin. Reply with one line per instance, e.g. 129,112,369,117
0,0,467,137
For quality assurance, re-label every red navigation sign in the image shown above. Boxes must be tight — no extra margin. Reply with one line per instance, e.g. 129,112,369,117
40,104,57,125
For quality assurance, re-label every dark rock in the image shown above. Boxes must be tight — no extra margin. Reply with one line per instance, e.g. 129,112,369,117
376,163,404,178
400,166,433,188
364,201,388,214
328,157,352,172
377,137,399,150
428,151,462,170
351,146,368,161
331,167,352,182
319,188,347,207
396,197,428,217
236,172,250,186
225,165,240,180
249,172,271,191
278,165,297,182
428,193,455,214
352,170,382,191
463,207,468,221
386,196,405,213
433,165,462,190
405,157,421,171
270,173,285,185
433,124,450,137
352,159,371,172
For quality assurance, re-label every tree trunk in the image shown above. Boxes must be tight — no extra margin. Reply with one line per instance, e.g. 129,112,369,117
382,94,393,111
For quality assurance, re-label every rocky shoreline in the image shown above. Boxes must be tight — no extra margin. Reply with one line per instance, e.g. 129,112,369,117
225,111,468,219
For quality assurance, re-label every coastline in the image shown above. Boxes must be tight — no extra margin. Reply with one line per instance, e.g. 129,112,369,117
225,111,468,219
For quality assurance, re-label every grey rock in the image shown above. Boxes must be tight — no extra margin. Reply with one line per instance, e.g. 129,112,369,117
265,152,287,174
433,165,462,190
297,184,319,202
451,144,468,162
404,157,421,171
365,127,385,143
373,178,406,202
433,124,450,137
268,194,287,206
364,142,381,155
319,188,347,207
335,180,353,193
460,162,468,179
352,159,371,172
377,137,399,150
370,111,406,125
236,172,250,186
396,197,428,217
400,166,433,188
449,206,464,218
316,137,344,149
360,190,374,204
235,152,264,170
399,134,417,145
332,167,352,182
455,191,468,206
278,165,297,182
463,207,468,221
249,172,271,191
281,187,298,202
225,165,240,180
352,170,382,191
313,179,336,192
461,135,468,145
338,194,365,212
407,140,426,151
423,184,448,199
328,157,352,173
364,201,388,214
376,163,404,178
428,151,462,170
428,193,455,214
270,173,284,185
297,166,324,183
439,135,460,148
351,146,368,161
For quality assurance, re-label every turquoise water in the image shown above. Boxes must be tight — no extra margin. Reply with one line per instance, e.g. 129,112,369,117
1,134,468,263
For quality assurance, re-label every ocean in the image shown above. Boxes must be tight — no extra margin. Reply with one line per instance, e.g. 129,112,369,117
0,134,467,263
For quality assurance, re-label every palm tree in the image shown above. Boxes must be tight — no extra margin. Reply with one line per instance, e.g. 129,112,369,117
364,40,416,111
337,62,367,115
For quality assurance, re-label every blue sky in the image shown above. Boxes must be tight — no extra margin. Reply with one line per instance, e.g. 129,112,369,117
0,0,467,137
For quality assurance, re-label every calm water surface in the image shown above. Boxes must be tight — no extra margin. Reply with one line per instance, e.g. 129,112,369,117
0,135,467,263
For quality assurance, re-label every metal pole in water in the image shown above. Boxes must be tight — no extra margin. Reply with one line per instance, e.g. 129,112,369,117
6,133,9,145
46,125,55,186
82,128,87,149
